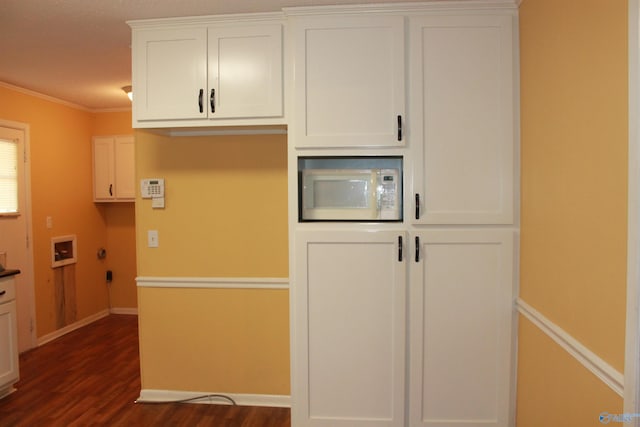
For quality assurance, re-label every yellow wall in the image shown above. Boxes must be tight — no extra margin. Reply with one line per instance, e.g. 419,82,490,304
0,84,137,337
93,112,137,309
138,287,290,394
517,317,623,426
135,130,289,394
518,0,627,422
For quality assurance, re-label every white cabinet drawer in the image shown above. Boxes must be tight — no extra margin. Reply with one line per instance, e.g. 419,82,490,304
0,278,16,303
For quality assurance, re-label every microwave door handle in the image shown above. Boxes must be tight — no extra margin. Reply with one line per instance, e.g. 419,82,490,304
376,173,382,213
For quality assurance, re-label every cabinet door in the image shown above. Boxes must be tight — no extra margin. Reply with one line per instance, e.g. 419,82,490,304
292,15,405,148
208,24,283,119
114,136,136,199
409,230,515,427
0,300,19,392
410,14,515,224
93,137,116,201
293,230,406,427
133,27,207,121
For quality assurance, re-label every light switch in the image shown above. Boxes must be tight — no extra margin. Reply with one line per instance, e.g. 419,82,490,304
147,230,159,248
46,216,53,229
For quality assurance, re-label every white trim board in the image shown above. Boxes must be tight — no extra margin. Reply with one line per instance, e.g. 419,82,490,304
626,0,640,420
110,307,138,315
516,298,624,396
0,81,131,113
137,389,290,408
136,276,289,290
37,309,110,346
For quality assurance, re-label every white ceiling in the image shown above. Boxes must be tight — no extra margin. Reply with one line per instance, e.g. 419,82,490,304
0,0,428,111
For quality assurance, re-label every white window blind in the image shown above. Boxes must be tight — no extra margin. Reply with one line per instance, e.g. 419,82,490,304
0,138,18,214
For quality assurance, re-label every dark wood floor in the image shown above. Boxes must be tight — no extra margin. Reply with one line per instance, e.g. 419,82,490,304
0,314,291,426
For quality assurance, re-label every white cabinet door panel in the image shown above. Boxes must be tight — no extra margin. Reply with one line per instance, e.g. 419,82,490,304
293,230,406,427
114,136,136,199
208,24,283,118
93,137,115,200
410,230,515,427
410,15,515,224
0,300,19,391
293,16,405,148
133,28,208,121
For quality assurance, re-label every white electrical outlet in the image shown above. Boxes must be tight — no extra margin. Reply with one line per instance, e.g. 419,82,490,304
147,230,159,248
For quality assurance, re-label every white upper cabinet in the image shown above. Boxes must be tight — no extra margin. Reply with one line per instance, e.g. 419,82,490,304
130,17,284,128
133,27,208,122
291,15,405,148
409,14,516,224
93,136,135,202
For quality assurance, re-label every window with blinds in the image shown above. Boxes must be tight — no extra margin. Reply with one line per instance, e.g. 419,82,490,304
0,138,18,214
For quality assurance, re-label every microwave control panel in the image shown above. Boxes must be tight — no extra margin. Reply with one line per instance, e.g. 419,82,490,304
378,169,400,220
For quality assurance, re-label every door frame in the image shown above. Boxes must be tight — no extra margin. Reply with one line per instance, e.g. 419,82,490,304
0,119,37,351
626,0,640,420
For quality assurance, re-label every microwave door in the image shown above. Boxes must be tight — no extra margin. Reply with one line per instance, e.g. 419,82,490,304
302,170,377,220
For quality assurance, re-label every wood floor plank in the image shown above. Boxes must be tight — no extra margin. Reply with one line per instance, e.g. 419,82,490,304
0,314,291,426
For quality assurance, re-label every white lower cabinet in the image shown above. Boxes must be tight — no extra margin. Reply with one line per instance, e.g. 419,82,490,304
293,229,515,427
293,229,407,427
0,278,19,398
409,230,515,427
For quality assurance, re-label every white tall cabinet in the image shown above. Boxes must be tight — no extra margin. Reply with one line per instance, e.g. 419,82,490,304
288,3,518,427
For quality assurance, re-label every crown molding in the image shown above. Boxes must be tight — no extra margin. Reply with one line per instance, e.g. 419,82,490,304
283,0,519,16
0,81,132,114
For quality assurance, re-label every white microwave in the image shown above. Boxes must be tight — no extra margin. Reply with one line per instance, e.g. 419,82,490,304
301,168,401,221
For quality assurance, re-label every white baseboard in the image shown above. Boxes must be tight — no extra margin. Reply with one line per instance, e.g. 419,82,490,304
37,309,110,346
516,298,624,396
136,389,290,408
110,307,138,315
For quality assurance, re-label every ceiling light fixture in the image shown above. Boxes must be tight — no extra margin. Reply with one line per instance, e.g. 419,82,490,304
122,85,133,101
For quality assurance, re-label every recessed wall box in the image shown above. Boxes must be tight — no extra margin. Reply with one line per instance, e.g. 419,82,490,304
51,235,77,268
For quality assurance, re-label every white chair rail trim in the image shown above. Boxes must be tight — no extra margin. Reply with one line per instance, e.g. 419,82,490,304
136,276,289,290
516,298,624,396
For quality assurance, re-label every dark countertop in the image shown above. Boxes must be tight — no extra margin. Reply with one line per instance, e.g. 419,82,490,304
0,269,20,278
